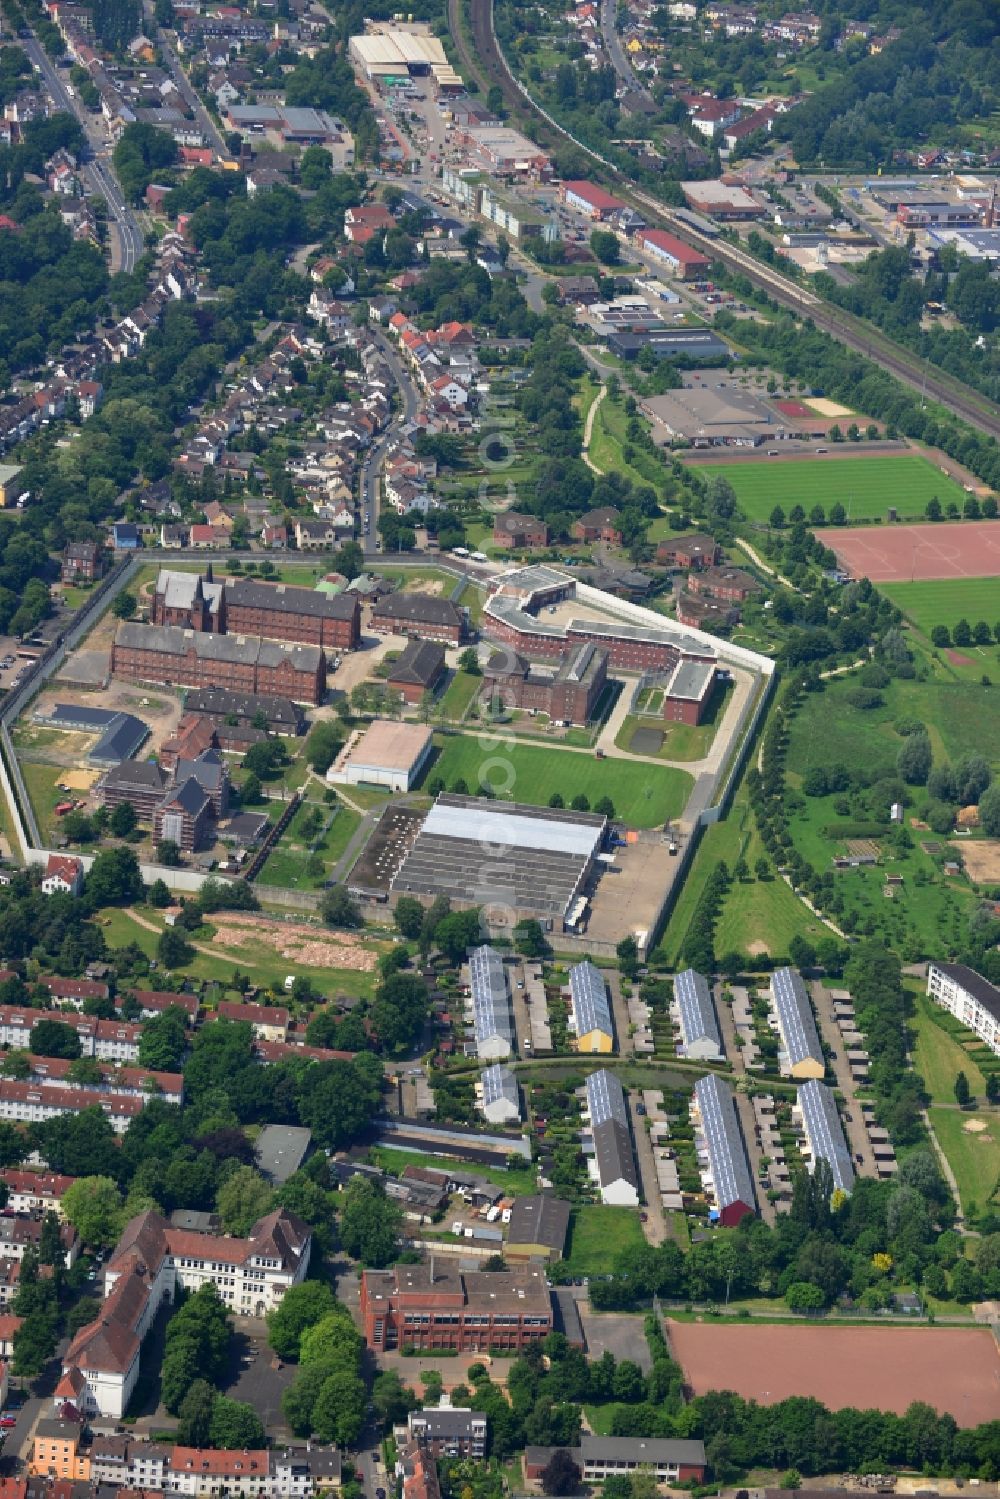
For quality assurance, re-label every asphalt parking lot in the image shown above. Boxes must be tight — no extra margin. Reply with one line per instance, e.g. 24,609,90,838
223,1321,297,1439
580,1309,652,1371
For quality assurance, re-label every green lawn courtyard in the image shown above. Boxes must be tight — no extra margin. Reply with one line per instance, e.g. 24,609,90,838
698,454,968,522
561,1204,646,1276
424,734,691,827
928,1106,1000,1218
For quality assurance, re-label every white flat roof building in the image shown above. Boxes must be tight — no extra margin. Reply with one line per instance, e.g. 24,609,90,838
327,719,433,793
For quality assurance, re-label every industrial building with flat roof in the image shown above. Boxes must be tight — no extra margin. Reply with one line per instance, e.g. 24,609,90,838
391,793,607,930
673,968,723,1060
584,1070,639,1207
568,961,614,1053
479,1063,520,1124
663,659,718,725
349,23,462,90
771,967,825,1079
692,1073,757,1226
795,1080,854,1197
468,946,514,1061
505,1195,570,1261
640,385,790,447
36,705,150,767
327,720,433,793
681,180,763,219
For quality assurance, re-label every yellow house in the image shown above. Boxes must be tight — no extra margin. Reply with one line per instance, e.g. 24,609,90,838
772,967,825,1080
30,1419,91,1481
0,465,23,508
569,960,615,1054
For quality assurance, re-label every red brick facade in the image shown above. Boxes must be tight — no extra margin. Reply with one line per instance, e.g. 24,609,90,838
361,1265,552,1354
493,513,549,549
111,632,326,705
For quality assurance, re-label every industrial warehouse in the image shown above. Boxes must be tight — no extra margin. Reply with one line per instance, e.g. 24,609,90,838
388,793,608,930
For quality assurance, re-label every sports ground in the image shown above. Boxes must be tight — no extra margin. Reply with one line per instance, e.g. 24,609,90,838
881,577,1000,636
830,520,1000,582
667,1321,1000,1424
698,453,968,521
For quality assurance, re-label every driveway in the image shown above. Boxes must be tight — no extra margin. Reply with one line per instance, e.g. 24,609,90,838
809,978,878,1178
629,1094,667,1246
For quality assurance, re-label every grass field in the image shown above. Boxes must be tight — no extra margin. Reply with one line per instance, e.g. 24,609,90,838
369,1144,538,1197
882,579,1000,636
615,715,716,762
439,669,482,721
562,1205,646,1275
928,1107,1000,1217
425,735,691,826
911,993,987,1106
699,455,969,522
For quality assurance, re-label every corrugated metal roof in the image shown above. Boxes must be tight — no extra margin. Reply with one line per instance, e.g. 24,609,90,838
797,1079,854,1195
424,799,603,858
771,967,824,1069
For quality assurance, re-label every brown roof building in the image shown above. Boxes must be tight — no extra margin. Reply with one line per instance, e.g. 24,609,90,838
385,639,447,704
361,1262,552,1352
687,564,761,603
493,512,549,549
656,534,721,570
571,507,622,545
371,592,466,645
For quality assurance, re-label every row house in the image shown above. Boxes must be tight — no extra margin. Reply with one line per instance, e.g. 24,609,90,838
0,1078,144,1135
0,1213,78,1267
30,1434,341,1494
22,1054,183,1105
0,1171,75,1219
0,1010,141,1062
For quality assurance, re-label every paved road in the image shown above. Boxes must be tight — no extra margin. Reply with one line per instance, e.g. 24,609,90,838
361,330,421,555
153,26,229,157
24,37,143,273
629,1094,667,1245
600,0,655,105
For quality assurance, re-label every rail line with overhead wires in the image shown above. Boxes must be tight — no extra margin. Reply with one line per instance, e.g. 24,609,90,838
453,0,1000,445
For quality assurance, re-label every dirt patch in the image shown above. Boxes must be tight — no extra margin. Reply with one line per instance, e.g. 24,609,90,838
747,939,769,956
211,911,379,971
951,839,1000,883
400,579,445,596
964,1118,988,1134
806,397,853,418
667,1320,1000,1425
947,649,975,665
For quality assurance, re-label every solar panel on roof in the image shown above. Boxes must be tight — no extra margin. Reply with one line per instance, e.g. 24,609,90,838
771,967,823,1069
675,968,721,1052
569,962,613,1041
694,1073,756,1216
481,1064,519,1109
469,945,513,1056
797,1079,854,1195
585,1068,628,1128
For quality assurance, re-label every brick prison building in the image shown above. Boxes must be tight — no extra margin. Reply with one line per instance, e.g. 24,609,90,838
371,592,466,645
361,1263,552,1353
483,642,608,725
150,569,360,651
111,623,326,705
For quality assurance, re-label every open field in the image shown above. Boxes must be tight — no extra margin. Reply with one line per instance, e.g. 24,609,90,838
561,1205,646,1276
954,840,1000,883
439,669,482,721
666,1320,1000,1423
699,454,968,523
928,1107,1000,1218
425,735,691,827
833,521,1000,584
99,905,383,1000
882,577,1000,631
910,993,988,1106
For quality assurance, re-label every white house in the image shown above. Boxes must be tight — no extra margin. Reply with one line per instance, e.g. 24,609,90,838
928,961,1000,1055
41,854,83,897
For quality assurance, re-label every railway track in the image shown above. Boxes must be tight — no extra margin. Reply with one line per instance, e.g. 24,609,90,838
453,0,1000,445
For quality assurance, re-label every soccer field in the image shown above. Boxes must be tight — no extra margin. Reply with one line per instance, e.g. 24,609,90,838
699,455,969,521
426,735,691,827
881,578,1000,634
